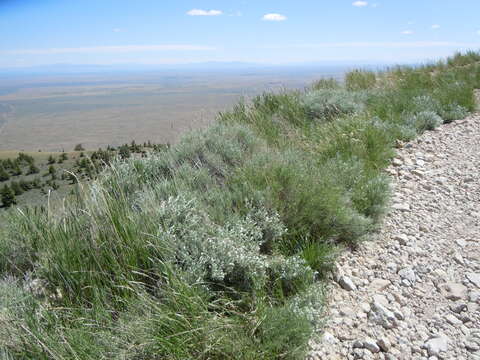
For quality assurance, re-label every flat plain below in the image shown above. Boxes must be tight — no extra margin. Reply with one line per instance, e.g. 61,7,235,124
0,66,347,151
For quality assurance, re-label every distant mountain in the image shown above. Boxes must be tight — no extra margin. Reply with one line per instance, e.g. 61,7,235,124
0,60,393,76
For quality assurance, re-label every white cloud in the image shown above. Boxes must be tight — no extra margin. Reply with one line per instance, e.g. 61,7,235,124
113,28,122,32
401,30,414,35
431,24,441,29
352,1,368,7
3,44,216,55
477,30,480,35
262,13,287,21
187,9,222,16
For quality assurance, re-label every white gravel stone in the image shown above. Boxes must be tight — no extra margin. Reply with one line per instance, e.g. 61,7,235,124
338,276,357,291
440,282,468,301
369,279,391,293
424,334,449,357
363,338,381,353
369,301,398,329
466,273,480,288
392,203,410,212
377,337,392,352
398,267,416,283
394,234,409,245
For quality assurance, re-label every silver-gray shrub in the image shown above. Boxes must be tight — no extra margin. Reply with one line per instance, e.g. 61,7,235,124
95,122,265,206
406,111,443,133
302,89,365,121
440,103,469,122
411,95,442,114
288,283,326,329
137,193,314,294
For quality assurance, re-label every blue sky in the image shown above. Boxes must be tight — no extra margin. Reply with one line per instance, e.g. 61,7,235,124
1,0,479,67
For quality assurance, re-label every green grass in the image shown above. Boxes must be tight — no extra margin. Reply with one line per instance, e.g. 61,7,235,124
1,51,480,359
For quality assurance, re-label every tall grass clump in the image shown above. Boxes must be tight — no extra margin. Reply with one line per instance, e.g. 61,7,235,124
345,69,377,91
1,50,480,359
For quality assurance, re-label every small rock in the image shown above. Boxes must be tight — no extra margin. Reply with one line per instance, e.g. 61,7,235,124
338,276,357,291
450,303,467,313
393,158,403,166
454,254,465,265
468,302,479,313
393,309,404,320
469,291,480,303
394,234,409,246
340,307,355,317
470,351,480,360
353,340,364,349
412,169,425,178
363,338,381,353
386,262,398,273
466,342,480,352
322,331,338,345
456,239,467,247
435,176,448,185
424,334,449,356
377,337,391,352
466,273,480,288
398,267,416,283
393,292,407,306
445,314,462,325
369,279,391,293
360,302,371,313
440,282,467,301
419,225,428,232
369,301,398,329
392,203,411,212
372,294,389,307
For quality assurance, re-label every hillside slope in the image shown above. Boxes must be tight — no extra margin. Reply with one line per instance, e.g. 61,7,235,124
310,95,480,359
1,51,480,359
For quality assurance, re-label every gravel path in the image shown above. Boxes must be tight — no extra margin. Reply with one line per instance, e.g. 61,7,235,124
309,109,480,359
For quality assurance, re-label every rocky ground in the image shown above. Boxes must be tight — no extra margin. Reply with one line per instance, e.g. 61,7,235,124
309,111,480,359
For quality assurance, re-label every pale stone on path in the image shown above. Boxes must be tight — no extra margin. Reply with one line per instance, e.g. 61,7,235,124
338,276,357,291
368,278,391,293
424,335,449,356
467,273,480,288
439,282,468,301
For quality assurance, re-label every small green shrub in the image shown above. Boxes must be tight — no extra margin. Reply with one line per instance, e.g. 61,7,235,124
345,69,376,91
310,78,341,90
447,51,480,67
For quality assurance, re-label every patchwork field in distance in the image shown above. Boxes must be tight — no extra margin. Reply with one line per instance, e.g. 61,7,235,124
0,66,347,151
